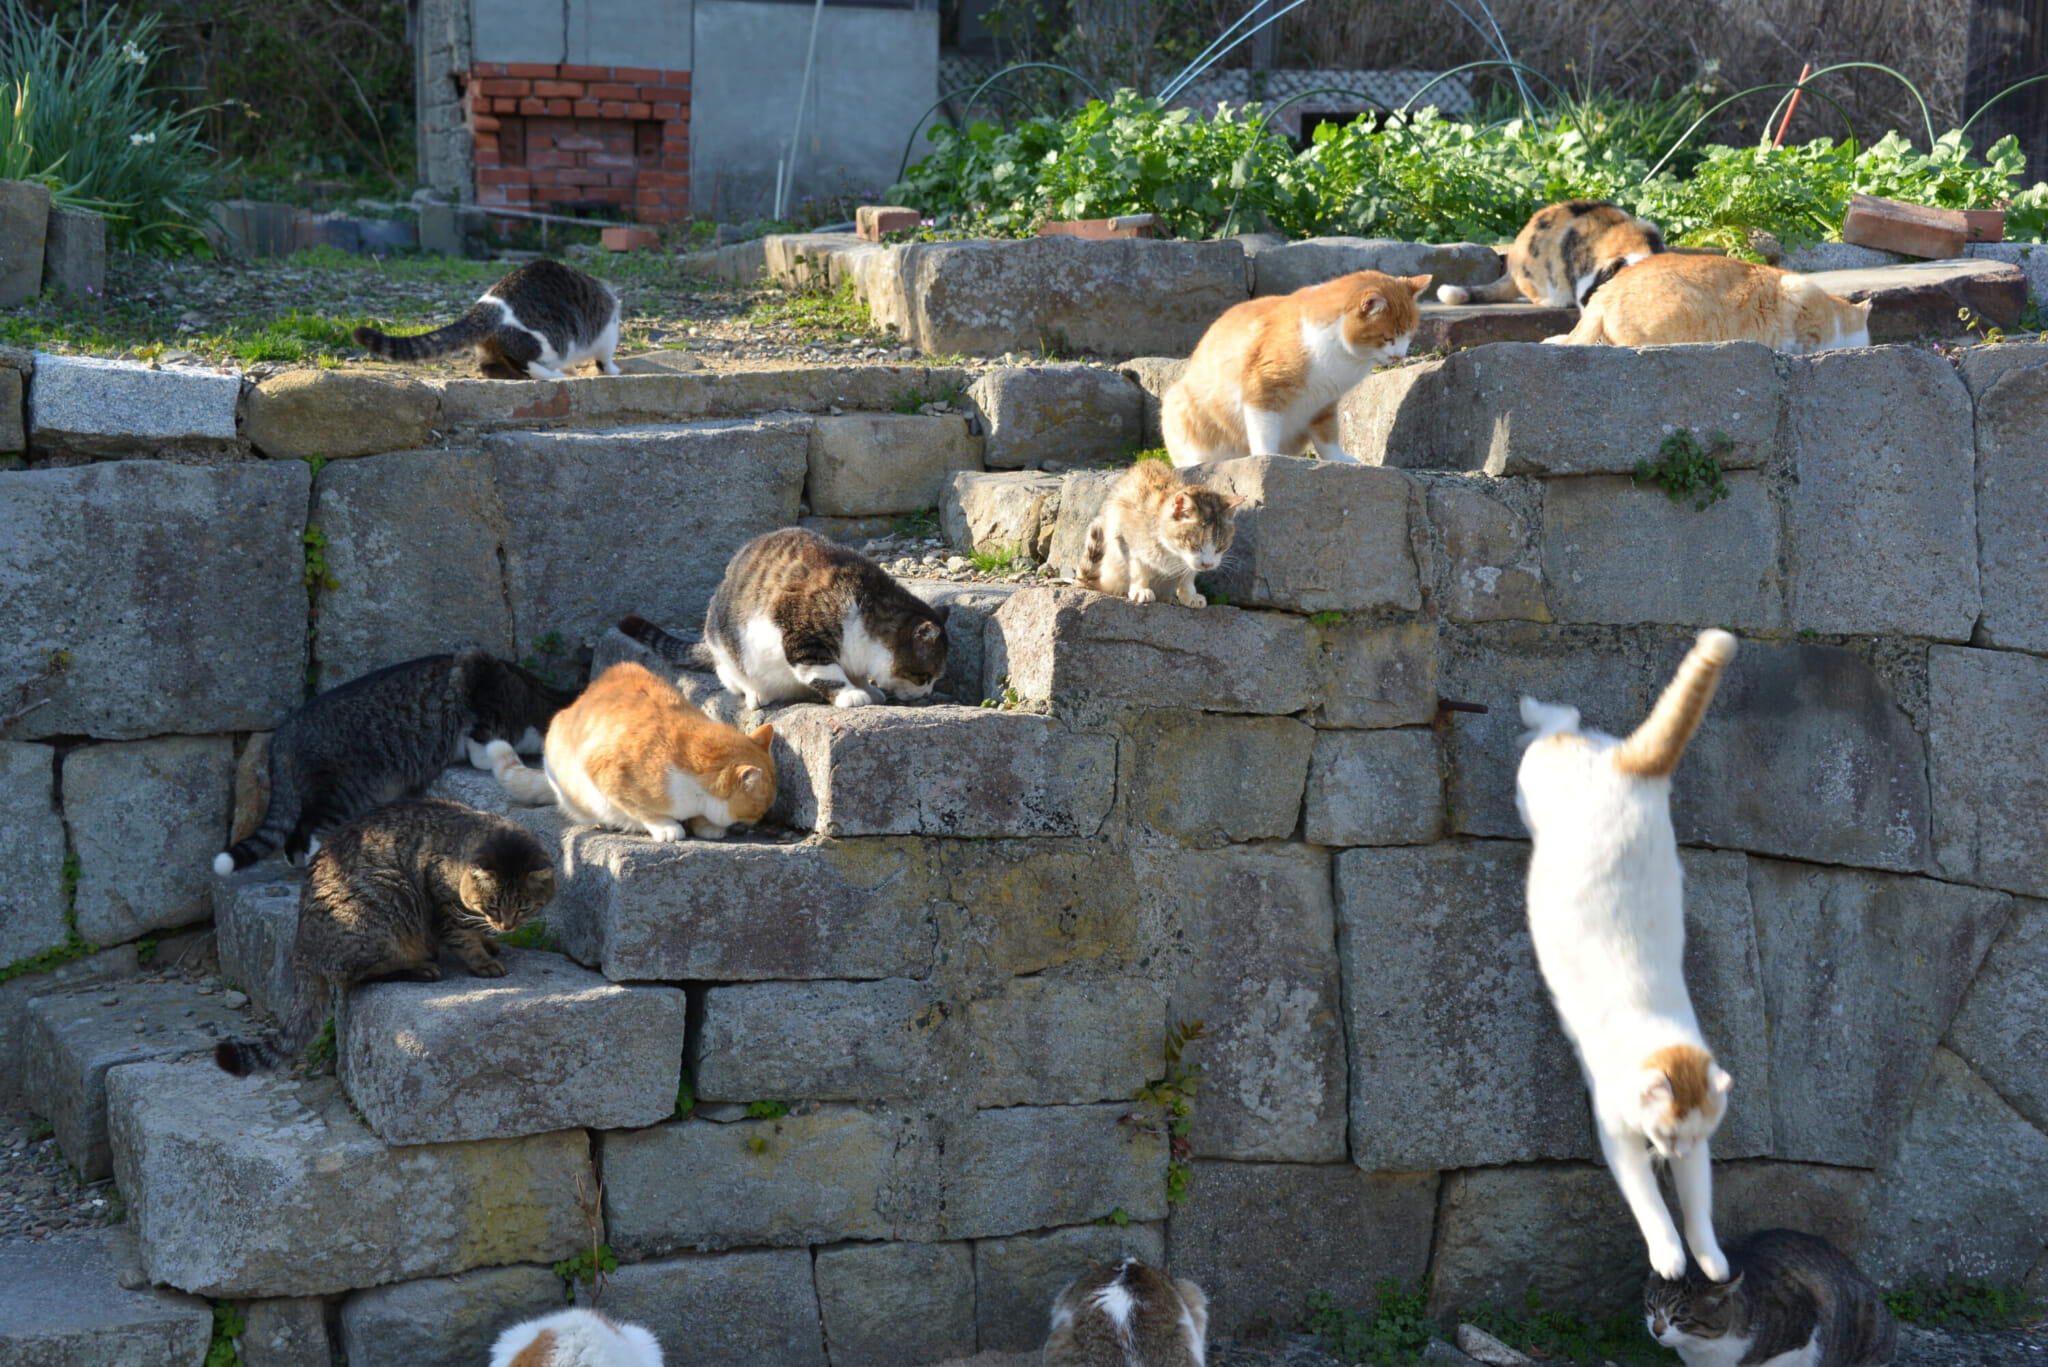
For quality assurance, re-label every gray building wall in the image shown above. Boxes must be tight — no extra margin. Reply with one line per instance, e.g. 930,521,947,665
472,0,694,68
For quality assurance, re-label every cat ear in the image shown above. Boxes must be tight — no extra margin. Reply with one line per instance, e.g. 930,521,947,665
749,723,775,747
1710,1067,1733,1096
1359,291,1389,317
914,619,944,643
1402,273,1434,299
1223,493,1246,509
735,764,770,795
1169,491,1195,519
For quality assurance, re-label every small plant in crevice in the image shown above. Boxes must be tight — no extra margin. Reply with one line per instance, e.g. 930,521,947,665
552,1173,616,1304
26,1116,52,1142
1303,1281,1436,1365
980,674,1026,711
1095,1207,1132,1227
298,1015,337,1075
1308,610,1344,628
970,543,1027,574
674,1071,696,1120
893,507,942,540
519,630,572,687
1,851,96,986
1633,429,1732,511
1126,445,1172,466
496,918,562,953
1957,306,2009,345
1884,1277,2041,1331
745,1099,790,1120
1127,1017,1206,1206
204,1302,246,1367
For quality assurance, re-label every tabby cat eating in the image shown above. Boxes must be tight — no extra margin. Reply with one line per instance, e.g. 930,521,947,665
353,258,621,379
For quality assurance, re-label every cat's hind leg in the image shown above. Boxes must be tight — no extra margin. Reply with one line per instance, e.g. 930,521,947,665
686,817,729,839
523,361,570,380
1599,1123,1689,1278
1673,1144,1730,1280
1309,404,1358,463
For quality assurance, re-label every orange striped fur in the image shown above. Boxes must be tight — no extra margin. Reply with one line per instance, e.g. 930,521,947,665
1555,253,1872,352
1612,630,1736,778
1644,1042,1718,1123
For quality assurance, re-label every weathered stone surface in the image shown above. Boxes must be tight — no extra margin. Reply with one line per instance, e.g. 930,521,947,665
107,1060,591,1296
338,948,686,1144
0,179,50,306
1313,620,1439,728
1304,728,1444,847
337,1265,564,1367
485,421,808,650
230,732,272,843
1425,481,1548,622
430,364,974,433
815,1240,977,1367
1190,456,1422,612
1787,348,1979,639
244,370,438,462
973,1222,1166,1352
42,207,105,298
691,978,947,1101
1971,358,2048,653
1,365,23,454
211,869,302,1018
0,741,67,966
891,237,1247,357
966,365,1143,469
1129,712,1314,845
1116,356,1186,446
0,1228,212,1367
807,413,980,515
1426,1164,1643,1317
0,461,309,739
1946,898,2048,1133
938,1104,1168,1238
577,1249,826,1367
0,945,136,1104
1676,850,1776,1160
941,469,1062,560
1167,1163,1439,1340
1541,473,1782,628
1862,1048,2048,1285
1045,469,1120,574
967,974,1166,1107
236,1297,329,1367
28,353,241,456
1250,238,1499,297
602,1107,927,1255
1710,1161,1875,1259
1412,302,1579,352
1747,858,2010,1166
905,578,1021,702
63,736,235,945
1803,258,2028,340
770,704,1116,838
936,838,1142,981
1931,646,2048,898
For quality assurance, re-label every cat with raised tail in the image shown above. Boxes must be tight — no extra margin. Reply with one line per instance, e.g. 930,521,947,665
1549,253,1872,352
353,259,621,380
1043,1258,1208,1367
489,1308,663,1367
1517,628,1740,1281
1646,1229,1896,1367
1077,461,1241,608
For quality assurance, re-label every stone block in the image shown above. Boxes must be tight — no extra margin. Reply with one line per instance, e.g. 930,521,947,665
0,741,67,966
337,1265,565,1367
967,974,1166,1107
815,1240,977,1367
0,461,309,740
973,1222,1166,1353
1167,1163,1439,1340
691,978,948,1101
63,736,235,945
1541,472,1782,628
1,365,23,455
941,470,1062,560
1426,1164,1643,1318
807,413,980,516
0,179,50,306
1045,469,1120,574
1304,728,1444,847
1967,243,2048,308
1189,456,1422,613
856,205,923,241
1116,356,1186,447
430,364,973,433
1969,358,2048,653
338,948,686,1144
935,838,1143,982
1129,712,1313,846
905,579,1021,701
770,704,1116,838
42,208,105,297
0,945,136,1105
547,831,937,982
1143,844,1349,1161
211,868,303,1018
244,370,438,462
1313,620,1439,729
1802,258,2027,340
1946,898,2048,1134
1249,237,1500,297
235,1297,329,1367
1710,1161,1875,1260
578,1248,826,1367
1862,1048,2048,1285
938,1103,1168,1238
230,732,272,843
1747,858,2011,1166
966,365,1143,469
1787,348,1979,639
602,1107,929,1256
0,1228,212,1367
1424,482,1548,623
107,1060,592,1297
1412,302,1579,352
27,353,241,457
1931,646,2048,898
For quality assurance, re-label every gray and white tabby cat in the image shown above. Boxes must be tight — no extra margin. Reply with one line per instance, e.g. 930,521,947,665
1043,1258,1209,1367
619,528,949,710
1078,460,1241,608
214,649,578,874
352,259,621,379
1645,1230,1896,1367
214,798,556,1074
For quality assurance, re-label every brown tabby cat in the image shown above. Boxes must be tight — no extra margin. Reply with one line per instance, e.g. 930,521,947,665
1078,461,1241,609
1551,253,1872,352
1440,200,1666,308
1645,1229,1896,1367
1043,1259,1208,1367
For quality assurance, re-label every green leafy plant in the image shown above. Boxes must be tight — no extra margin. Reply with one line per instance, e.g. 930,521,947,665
497,919,562,953
519,631,573,688
980,675,1026,711
1634,429,1733,511
27,1116,52,1142
1463,1288,1672,1365
1884,1278,2040,1331
1308,610,1344,627
674,1071,696,1120
1132,1017,1206,1205
745,1100,790,1120
300,1016,337,1072
893,508,942,540
204,1302,246,1367
970,544,1028,574
302,524,339,594
0,850,96,986
552,1244,618,1297
1303,1281,1435,1364
1126,446,1172,465
1095,1207,1132,1227
1958,306,2008,345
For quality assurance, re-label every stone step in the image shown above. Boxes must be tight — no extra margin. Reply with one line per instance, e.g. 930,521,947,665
0,1228,213,1367
1414,301,1578,350
211,866,303,1019
1802,257,2027,341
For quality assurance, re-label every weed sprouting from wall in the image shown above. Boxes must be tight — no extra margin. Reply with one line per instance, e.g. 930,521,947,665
1633,429,1732,510
1129,1017,1207,1205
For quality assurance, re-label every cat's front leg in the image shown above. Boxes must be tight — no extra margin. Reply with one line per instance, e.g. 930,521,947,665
465,736,494,770
1242,408,1288,458
1127,583,1158,605
524,361,570,380
1310,405,1360,463
446,926,508,978
642,817,686,842
1600,1125,1688,1278
1672,1145,1729,1280
1173,574,1206,608
793,662,873,708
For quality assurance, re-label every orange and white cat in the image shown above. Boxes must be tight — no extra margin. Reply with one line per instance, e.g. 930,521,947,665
1517,629,1740,1283
1552,252,1872,352
490,1308,662,1367
480,661,775,841
1078,461,1241,608
1440,200,1666,308
1163,270,1431,467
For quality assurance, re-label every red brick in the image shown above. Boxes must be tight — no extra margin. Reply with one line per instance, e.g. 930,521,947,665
470,89,493,114
636,171,687,189
1842,193,1968,259
647,102,678,121
588,82,638,100
488,97,514,113
519,97,546,115
634,188,666,205
472,114,501,133
535,186,580,203
624,102,651,119
506,62,558,78
556,134,607,152
573,100,601,117
587,151,636,170
543,99,568,115
638,84,690,101
534,79,583,98
559,168,611,187
560,64,611,81
586,187,631,203
477,168,528,185
614,66,662,81
478,78,530,97
475,149,502,170
598,101,626,118
501,185,533,202
526,150,574,169
661,155,690,172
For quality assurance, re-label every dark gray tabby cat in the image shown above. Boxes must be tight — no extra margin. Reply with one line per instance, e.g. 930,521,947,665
214,798,556,1075
1645,1229,1896,1367
352,259,621,379
214,649,578,874
618,527,949,710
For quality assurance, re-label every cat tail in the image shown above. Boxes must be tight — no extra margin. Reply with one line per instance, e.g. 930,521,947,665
1076,519,1107,591
1612,629,1738,777
1438,269,1525,305
485,739,558,806
617,614,715,671
213,783,300,876
352,301,500,362
213,974,330,1075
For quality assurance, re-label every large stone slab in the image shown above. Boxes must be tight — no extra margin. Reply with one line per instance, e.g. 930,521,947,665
967,974,1166,1107
1747,858,2010,1166
1167,1163,1439,1340
0,1228,213,1367
935,838,1143,983
338,948,686,1144
1426,1164,1644,1318
211,868,303,1018
1540,472,1783,628
815,1240,977,1367
937,1103,1169,1238
1945,897,2048,1134
0,461,309,739
1710,1161,1876,1259
972,1221,1165,1353
235,1297,328,1367
1786,348,1979,639
0,178,50,306
577,1249,827,1367
1128,712,1313,846
1116,356,1186,446
62,736,235,945
806,413,980,515
1424,480,1549,623
1045,469,1120,575
967,365,1143,469
337,1265,565,1367
1930,646,2048,898
1,364,24,456
107,1060,591,1297
0,741,67,966
1802,258,2027,340
1189,456,1423,613
1313,619,1439,729
42,207,105,298
1249,238,1499,297
941,470,1063,560
430,364,975,432
690,978,948,1101
0,945,137,1105
1304,728,1444,847
243,370,438,462
1143,844,1349,1162
1412,302,1579,352
1970,357,2048,653
28,353,241,457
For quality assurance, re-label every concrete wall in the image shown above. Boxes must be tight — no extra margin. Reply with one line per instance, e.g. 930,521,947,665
471,0,694,69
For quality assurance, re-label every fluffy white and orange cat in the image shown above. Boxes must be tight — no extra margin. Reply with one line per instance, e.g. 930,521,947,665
1440,200,1665,308
1077,461,1241,608
490,1308,662,1367
481,661,775,841
1163,269,1431,467
1552,252,1872,351
1517,629,1739,1282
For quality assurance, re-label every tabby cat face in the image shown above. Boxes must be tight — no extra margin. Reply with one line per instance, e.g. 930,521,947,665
880,615,949,699
1645,1269,1744,1347
455,828,559,933
1163,488,1241,575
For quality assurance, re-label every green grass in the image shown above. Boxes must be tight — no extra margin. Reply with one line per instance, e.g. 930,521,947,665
1463,1291,1676,1365
1884,1278,2041,1331
204,1303,245,1367
1304,1281,1437,1365
892,508,942,540
969,544,1028,573
745,1100,790,1120
744,279,881,341
1126,446,1172,465
497,919,563,953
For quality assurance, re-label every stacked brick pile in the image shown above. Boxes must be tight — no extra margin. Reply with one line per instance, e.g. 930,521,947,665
467,62,691,221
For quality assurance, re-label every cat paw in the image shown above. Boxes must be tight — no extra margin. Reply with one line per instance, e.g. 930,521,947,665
690,822,729,840
1128,586,1158,605
643,819,685,842
469,958,510,978
1542,334,1571,345
404,963,444,982
466,737,495,770
1649,1237,1690,1281
1693,1245,1730,1282
832,686,876,708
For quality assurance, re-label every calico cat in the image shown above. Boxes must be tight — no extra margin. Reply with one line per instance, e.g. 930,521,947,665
214,649,578,874
1550,252,1873,352
1163,269,1432,467
1078,461,1241,608
1517,628,1739,1281
353,259,622,380
1043,1258,1209,1367
618,528,949,710
483,661,776,841
1645,1230,1896,1367
489,1309,664,1367
213,798,556,1074
1439,200,1666,308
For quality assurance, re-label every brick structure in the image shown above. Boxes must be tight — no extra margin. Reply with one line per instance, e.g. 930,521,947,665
466,63,690,222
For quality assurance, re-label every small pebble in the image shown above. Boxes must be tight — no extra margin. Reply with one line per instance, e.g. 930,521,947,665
222,990,248,1010
945,556,970,572
131,1022,146,1033
98,994,120,1006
